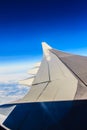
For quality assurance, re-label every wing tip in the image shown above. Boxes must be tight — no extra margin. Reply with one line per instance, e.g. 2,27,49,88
41,42,52,56
42,42,52,50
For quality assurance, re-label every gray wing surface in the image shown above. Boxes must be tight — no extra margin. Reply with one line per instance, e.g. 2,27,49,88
51,49,87,99
18,43,87,101
17,42,78,103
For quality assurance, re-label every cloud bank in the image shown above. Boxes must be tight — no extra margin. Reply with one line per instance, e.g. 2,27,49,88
0,60,40,104
0,82,30,104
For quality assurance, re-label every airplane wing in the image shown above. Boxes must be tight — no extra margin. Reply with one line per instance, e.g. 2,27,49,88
0,42,87,129
18,42,78,102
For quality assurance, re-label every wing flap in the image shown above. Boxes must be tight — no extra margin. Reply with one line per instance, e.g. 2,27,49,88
28,68,39,75
18,82,48,102
37,78,78,101
33,62,41,68
32,57,50,85
19,77,35,86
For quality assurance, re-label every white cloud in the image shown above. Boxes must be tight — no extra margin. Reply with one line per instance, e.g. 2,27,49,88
0,61,35,74
0,59,40,82
0,82,30,104
0,58,41,104
0,72,29,83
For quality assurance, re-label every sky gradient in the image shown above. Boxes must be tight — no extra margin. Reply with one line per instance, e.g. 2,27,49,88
0,0,87,62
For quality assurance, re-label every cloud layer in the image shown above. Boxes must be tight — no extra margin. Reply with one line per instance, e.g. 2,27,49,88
0,82,30,104
0,59,41,105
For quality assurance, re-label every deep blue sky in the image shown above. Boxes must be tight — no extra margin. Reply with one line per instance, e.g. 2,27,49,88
0,0,87,62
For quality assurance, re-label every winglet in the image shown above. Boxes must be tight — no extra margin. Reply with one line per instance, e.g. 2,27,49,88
42,42,52,50
42,42,52,57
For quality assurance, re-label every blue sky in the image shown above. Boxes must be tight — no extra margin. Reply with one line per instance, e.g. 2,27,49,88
0,0,87,61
